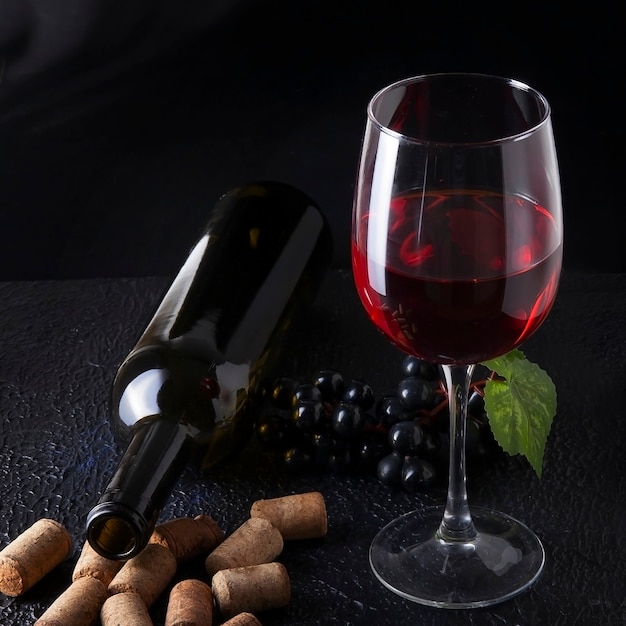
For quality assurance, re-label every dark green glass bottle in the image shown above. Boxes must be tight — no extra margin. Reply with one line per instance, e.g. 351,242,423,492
86,181,332,560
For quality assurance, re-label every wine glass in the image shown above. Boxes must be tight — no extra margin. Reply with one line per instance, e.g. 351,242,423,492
351,73,563,608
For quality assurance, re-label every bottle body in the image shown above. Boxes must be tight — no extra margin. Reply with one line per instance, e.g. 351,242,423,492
86,181,332,559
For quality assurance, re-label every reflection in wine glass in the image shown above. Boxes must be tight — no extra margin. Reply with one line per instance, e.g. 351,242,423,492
351,73,563,608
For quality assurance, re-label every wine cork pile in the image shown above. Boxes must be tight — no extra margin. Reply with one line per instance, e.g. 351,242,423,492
0,491,328,625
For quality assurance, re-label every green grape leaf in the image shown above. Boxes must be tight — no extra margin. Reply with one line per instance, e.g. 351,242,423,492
480,349,556,477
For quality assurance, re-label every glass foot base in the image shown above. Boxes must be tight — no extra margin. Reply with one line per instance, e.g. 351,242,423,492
369,506,545,609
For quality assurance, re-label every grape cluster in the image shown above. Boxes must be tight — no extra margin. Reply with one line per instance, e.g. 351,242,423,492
255,356,499,493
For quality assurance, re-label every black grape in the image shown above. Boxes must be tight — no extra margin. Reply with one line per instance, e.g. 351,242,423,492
332,402,366,439
283,447,313,471
377,451,404,487
342,379,375,410
271,377,300,409
397,376,438,411
388,420,423,454
255,361,501,493
401,356,439,381
292,399,324,431
256,414,295,449
375,394,409,427
401,457,437,492
312,369,345,401
293,382,323,405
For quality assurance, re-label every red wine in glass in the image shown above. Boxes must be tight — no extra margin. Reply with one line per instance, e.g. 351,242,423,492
352,188,562,364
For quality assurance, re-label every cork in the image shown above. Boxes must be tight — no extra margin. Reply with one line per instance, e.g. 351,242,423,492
164,578,213,626
0,518,72,596
212,562,290,619
34,575,109,626
108,543,177,607
205,517,283,577
221,613,263,626
101,591,152,626
72,539,124,586
250,492,328,540
150,514,223,562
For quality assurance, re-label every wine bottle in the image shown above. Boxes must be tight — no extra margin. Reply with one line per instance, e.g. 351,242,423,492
85,181,332,560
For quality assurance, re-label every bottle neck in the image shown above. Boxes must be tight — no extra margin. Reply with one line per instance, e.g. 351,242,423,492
86,417,191,560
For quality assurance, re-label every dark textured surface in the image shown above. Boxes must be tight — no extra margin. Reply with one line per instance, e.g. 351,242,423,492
0,269,625,625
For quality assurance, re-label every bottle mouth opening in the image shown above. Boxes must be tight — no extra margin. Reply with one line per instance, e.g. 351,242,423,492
86,503,148,560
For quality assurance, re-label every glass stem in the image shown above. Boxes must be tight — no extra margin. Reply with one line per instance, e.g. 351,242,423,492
438,364,477,543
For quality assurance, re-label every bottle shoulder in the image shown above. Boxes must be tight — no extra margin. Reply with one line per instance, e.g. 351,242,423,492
111,344,255,439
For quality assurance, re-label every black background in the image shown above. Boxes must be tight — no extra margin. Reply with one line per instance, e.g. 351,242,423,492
0,0,624,280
